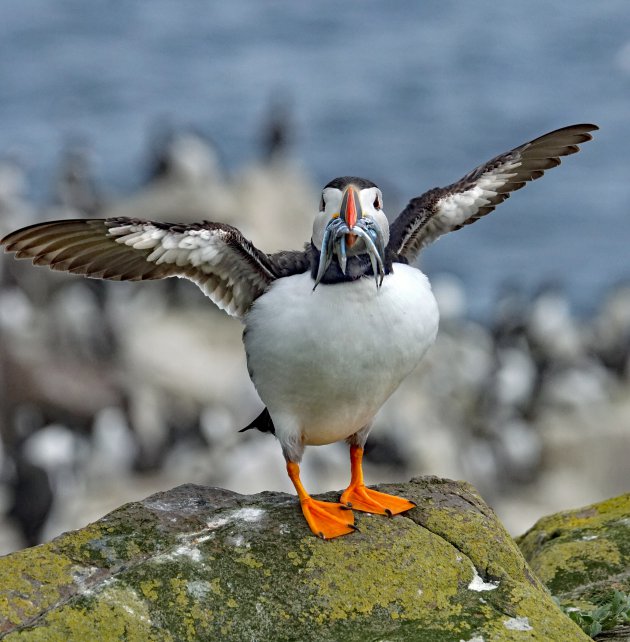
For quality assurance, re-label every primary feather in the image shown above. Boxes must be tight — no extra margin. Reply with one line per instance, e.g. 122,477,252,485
388,123,598,262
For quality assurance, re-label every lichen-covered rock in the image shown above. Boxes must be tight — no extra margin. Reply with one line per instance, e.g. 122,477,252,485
0,477,587,641
517,493,630,641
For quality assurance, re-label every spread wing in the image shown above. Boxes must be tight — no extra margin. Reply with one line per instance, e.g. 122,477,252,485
388,123,598,262
0,217,304,318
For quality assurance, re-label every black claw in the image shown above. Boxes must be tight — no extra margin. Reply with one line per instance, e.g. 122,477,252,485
340,504,352,511
345,502,353,508
385,508,393,518
318,531,325,539
350,524,360,532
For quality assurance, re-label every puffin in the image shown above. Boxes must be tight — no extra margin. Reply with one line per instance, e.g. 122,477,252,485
1,123,597,539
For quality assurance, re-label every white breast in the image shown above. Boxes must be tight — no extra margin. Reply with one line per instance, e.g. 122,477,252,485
243,264,439,448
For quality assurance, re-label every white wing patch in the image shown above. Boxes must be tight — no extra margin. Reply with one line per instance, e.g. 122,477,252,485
434,161,520,230
107,222,274,316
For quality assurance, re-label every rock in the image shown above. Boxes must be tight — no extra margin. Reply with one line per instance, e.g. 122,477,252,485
0,477,587,641
517,493,630,641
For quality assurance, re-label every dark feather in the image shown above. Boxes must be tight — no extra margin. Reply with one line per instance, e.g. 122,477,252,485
388,124,598,263
324,176,378,190
267,245,312,278
239,407,275,434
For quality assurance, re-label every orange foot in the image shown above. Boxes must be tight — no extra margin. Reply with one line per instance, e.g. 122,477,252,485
300,497,356,539
340,484,416,516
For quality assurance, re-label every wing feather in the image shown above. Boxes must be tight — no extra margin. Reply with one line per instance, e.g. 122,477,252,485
388,124,598,262
1,217,284,318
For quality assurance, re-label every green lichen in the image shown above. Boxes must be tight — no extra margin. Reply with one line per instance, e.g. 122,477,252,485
517,493,630,556
50,504,167,569
517,491,630,642
119,562,218,641
3,585,164,642
529,538,621,590
517,493,630,604
470,579,592,642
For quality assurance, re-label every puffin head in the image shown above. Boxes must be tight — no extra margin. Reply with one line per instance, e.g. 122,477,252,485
312,176,389,289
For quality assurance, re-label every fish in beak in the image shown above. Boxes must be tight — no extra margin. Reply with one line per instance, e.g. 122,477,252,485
314,184,386,290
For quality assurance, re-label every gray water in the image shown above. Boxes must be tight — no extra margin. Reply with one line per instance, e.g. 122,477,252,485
1,1,629,315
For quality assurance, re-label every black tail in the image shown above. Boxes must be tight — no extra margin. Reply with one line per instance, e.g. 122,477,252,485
239,407,275,434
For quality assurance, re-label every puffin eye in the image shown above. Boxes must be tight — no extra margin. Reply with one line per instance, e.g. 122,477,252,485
373,195,381,210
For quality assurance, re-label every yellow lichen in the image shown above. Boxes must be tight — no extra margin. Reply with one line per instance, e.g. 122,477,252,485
518,493,630,544
595,493,630,519
125,541,142,558
300,514,465,627
235,553,263,569
165,578,199,640
53,523,105,562
422,505,531,585
3,585,164,642
0,545,76,626
169,578,190,609
140,579,162,601
517,491,630,607
208,578,222,595
527,538,622,585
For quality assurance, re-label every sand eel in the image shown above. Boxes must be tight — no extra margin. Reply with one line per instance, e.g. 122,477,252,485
0,124,597,539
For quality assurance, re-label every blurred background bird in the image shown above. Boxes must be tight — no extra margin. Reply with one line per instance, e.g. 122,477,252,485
0,1,628,550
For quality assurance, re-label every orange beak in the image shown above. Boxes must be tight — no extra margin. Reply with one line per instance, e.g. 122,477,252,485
339,185,362,248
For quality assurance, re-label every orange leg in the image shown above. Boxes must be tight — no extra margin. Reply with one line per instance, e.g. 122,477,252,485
287,462,356,539
340,446,416,516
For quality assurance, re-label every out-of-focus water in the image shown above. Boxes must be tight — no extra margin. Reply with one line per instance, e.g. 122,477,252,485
1,1,629,315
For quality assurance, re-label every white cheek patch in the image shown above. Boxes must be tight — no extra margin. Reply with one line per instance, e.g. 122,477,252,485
313,188,344,249
368,210,390,247
322,187,342,206
359,187,375,211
